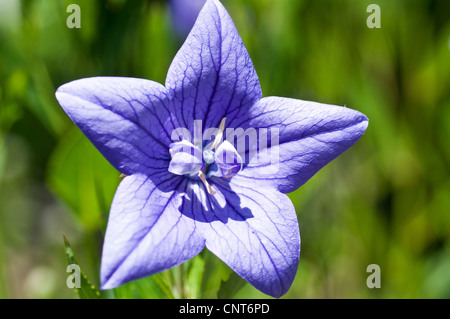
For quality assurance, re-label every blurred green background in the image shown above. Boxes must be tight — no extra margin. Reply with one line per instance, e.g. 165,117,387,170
0,0,449,299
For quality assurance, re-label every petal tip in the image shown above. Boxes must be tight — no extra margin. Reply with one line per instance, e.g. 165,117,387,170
99,279,120,291
356,112,369,135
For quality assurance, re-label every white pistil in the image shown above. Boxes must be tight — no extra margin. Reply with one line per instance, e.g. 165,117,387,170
198,171,216,195
210,117,227,151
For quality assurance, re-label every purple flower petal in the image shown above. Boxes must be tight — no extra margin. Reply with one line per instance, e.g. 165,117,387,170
55,77,179,176
198,176,300,298
101,173,205,289
165,0,262,132
214,140,243,178
168,140,203,175
235,97,369,193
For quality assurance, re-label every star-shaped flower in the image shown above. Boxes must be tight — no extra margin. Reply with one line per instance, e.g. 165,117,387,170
55,0,368,298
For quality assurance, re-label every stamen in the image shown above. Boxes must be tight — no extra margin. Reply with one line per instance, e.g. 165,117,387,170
211,117,227,150
198,171,216,195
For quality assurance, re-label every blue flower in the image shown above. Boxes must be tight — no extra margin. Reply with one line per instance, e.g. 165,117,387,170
55,0,368,298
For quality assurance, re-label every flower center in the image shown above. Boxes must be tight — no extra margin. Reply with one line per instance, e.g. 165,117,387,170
203,149,215,164
168,118,242,195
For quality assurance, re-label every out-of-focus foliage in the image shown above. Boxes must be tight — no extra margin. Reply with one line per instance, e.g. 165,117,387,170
0,0,449,298
63,235,101,299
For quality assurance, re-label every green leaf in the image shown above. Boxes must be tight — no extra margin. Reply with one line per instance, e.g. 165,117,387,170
217,272,247,299
184,255,205,298
152,272,176,299
63,235,101,299
112,272,175,299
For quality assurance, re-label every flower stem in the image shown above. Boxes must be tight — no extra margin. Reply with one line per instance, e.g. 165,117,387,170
177,265,185,299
